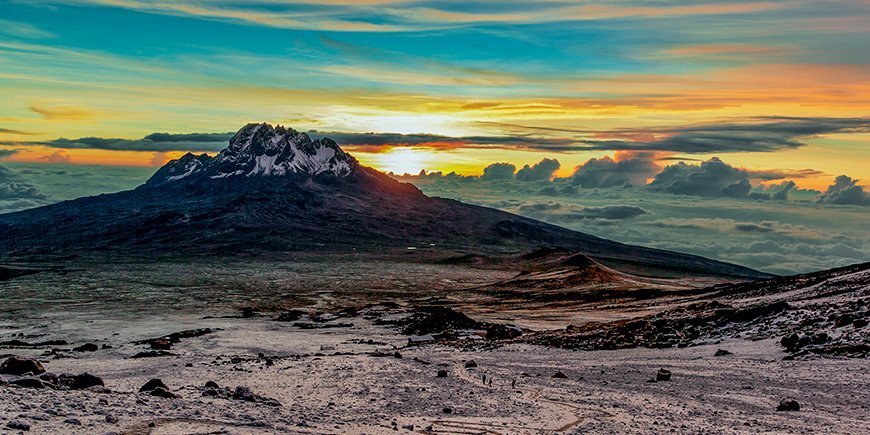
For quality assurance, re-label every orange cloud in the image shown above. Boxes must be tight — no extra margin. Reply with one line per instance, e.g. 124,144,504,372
29,104,99,121
36,150,73,163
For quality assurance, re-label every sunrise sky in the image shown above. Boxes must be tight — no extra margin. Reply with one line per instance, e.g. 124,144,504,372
1,0,869,190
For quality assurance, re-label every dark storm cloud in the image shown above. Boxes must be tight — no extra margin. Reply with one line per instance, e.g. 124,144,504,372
0,149,18,159
817,175,870,206
569,152,659,188
480,162,516,180
516,158,560,182
14,132,235,152
648,157,755,198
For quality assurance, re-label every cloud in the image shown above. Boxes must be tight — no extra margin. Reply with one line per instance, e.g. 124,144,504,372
0,164,51,212
516,158,560,182
38,1,790,32
28,132,234,152
480,162,516,180
515,201,648,221
497,117,870,154
752,180,797,201
29,104,99,121
817,175,870,206
12,117,869,157
0,19,55,39
517,202,562,213
0,149,18,160
648,157,758,198
560,205,649,220
0,128,38,135
310,131,577,153
569,151,660,188
37,150,73,164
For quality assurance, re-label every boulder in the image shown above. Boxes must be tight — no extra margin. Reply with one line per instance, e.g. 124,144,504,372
10,377,47,389
780,333,801,350
150,387,178,398
0,356,46,375
139,378,169,393
62,373,104,390
464,360,478,368
203,380,220,389
552,371,568,379
436,370,448,378
714,349,732,357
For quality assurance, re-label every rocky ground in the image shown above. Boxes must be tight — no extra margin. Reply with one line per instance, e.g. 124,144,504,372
1,258,868,434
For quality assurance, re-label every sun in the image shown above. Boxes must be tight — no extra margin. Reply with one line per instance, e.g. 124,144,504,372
363,147,433,175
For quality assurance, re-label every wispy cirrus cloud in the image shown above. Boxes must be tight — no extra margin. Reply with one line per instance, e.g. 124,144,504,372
29,104,100,121
26,1,795,32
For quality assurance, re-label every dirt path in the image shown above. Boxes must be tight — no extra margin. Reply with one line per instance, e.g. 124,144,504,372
429,362,612,434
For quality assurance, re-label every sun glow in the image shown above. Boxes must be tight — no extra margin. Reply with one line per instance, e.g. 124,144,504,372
357,147,433,175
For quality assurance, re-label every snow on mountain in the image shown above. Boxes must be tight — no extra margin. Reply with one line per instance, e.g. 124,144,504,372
146,123,357,186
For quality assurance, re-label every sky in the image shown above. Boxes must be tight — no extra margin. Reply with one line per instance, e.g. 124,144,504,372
0,0,868,273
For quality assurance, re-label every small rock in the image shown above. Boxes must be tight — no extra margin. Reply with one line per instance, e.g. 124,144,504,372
393,351,402,359
442,407,452,414
812,332,829,344
656,368,672,382
776,398,800,411
0,356,46,375
552,371,568,379
150,387,177,399
436,370,448,378
6,420,30,431
714,349,732,357
105,414,119,424
130,350,175,359
464,360,478,368
854,318,868,328
72,343,98,352
63,418,82,426
203,381,220,389
139,378,168,393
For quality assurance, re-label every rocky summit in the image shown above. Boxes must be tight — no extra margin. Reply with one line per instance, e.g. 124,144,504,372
146,123,357,186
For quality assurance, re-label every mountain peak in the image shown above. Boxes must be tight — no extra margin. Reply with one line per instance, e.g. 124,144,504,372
146,123,358,186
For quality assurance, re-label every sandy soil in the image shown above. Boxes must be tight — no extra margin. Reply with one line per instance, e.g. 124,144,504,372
1,258,867,434
1,313,868,435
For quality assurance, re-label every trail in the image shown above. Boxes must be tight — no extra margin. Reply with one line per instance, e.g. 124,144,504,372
429,362,612,434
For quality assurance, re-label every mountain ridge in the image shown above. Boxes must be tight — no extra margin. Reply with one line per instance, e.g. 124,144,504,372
0,123,767,279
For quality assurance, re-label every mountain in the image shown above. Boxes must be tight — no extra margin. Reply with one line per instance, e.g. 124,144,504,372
0,123,765,279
